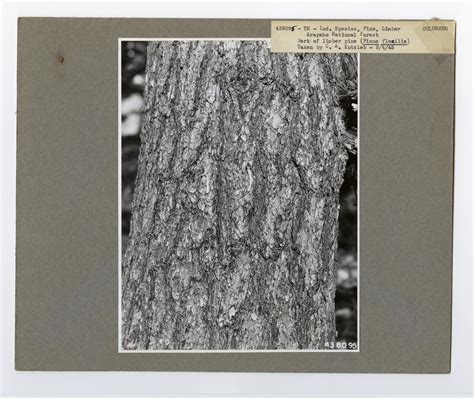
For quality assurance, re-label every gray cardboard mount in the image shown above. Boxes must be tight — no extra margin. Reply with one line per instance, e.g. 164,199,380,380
16,18,454,372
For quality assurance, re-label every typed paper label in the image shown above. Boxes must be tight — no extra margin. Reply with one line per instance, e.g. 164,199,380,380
271,20,455,54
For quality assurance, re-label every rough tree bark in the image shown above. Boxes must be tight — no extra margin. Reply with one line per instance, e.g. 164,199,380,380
121,41,350,350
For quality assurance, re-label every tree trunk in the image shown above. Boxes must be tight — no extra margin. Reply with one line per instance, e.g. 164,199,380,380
121,41,349,350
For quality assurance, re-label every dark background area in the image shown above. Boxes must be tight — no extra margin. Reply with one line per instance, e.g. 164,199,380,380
121,41,358,346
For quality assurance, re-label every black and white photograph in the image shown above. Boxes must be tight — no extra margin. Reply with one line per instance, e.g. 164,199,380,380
120,40,359,351
5,2,469,395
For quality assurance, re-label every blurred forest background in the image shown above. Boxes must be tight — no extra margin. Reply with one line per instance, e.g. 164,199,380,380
121,41,358,346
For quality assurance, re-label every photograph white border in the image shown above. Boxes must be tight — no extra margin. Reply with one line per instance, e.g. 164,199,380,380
118,37,360,353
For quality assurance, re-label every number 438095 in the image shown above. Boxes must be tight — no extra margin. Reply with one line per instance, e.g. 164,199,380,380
324,341,358,350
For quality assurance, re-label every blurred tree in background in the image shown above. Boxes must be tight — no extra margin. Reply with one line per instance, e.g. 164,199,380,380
121,42,146,241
